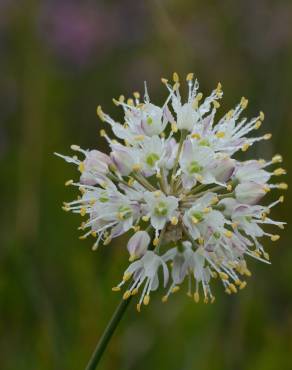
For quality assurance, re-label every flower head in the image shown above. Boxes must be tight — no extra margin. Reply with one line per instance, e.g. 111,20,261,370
57,73,286,310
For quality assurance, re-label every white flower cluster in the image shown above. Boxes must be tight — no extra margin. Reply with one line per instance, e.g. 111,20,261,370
57,73,287,311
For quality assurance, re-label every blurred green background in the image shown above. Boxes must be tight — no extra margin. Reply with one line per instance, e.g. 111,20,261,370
1,1,292,369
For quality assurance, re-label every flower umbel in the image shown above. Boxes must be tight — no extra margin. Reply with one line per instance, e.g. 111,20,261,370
57,73,286,310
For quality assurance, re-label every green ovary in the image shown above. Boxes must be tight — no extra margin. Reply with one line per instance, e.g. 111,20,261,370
146,152,160,167
118,205,132,220
154,201,168,217
188,161,203,174
192,211,204,222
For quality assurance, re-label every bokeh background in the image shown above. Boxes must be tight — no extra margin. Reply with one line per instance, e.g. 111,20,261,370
1,1,292,369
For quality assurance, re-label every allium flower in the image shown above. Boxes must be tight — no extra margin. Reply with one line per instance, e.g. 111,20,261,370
57,72,286,311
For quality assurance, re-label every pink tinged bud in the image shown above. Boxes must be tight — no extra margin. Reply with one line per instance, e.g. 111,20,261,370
235,182,266,205
80,150,111,185
127,231,150,261
211,158,235,183
110,148,134,176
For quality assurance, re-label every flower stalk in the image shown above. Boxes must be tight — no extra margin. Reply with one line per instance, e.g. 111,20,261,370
85,297,132,370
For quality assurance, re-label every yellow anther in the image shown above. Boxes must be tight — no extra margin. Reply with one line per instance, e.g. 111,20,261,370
119,95,125,102
91,231,97,237
62,206,70,212
161,78,168,84
278,183,288,190
194,292,200,303
78,162,85,173
129,254,136,262
272,154,283,163
191,216,199,224
216,82,222,94
79,234,87,240
133,91,140,99
70,144,80,151
198,238,204,245
211,196,219,205
80,207,87,217
136,303,141,312
219,272,229,280
255,120,262,129
171,286,180,293
244,268,252,277
231,222,239,229
226,109,234,119
240,97,248,109
128,177,134,186
103,236,111,246
127,98,134,106
186,72,194,81
131,288,139,296
213,100,220,109
264,133,272,140
171,122,178,132
100,129,106,137
259,111,265,121
279,195,284,203
191,133,201,139
225,288,232,295
258,159,266,165
96,105,105,120
263,186,270,193
203,207,211,214
226,184,233,192
154,190,162,197
224,230,233,238
173,72,179,82
143,295,150,305
132,164,142,172
263,252,270,260
112,286,121,292
241,143,250,152
162,295,168,303
153,238,159,246
235,279,241,286
123,272,132,282
142,215,150,222
216,131,225,138
132,225,140,232
239,281,247,290
211,271,218,279
197,92,203,101
65,179,73,186
171,216,178,225
271,235,280,242
123,290,131,300
156,172,162,179
229,283,237,293
274,168,286,176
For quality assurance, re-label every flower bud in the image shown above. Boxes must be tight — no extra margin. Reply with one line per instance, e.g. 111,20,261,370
80,150,111,185
110,146,134,176
127,231,150,261
235,182,266,205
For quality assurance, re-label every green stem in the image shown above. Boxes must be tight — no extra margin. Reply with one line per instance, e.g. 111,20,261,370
85,297,132,370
